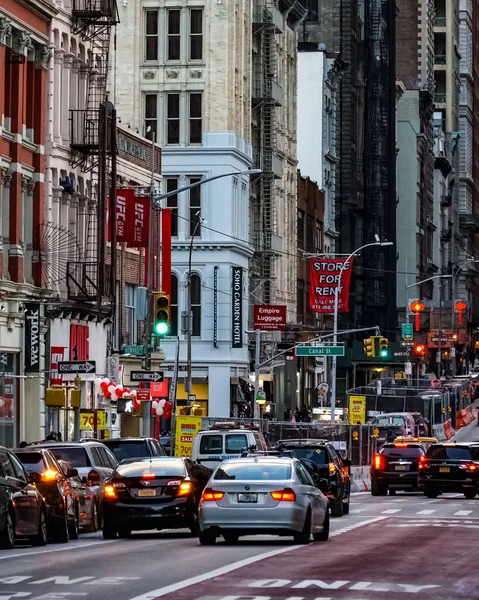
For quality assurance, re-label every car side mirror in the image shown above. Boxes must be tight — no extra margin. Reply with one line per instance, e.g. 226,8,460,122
317,478,329,493
342,459,352,468
66,468,78,478
30,472,42,484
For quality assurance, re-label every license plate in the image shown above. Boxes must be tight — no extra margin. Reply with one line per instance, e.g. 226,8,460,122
439,467,450,473
138,489,156,497
238,493,258,503
395,466,407,471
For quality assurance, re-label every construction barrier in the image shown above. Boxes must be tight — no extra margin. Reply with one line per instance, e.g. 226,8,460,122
350,466,371,493
432,423,447,442
443,419,455,440
456,405,475,430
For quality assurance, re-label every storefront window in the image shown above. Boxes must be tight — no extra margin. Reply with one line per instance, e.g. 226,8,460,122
0,353,19,448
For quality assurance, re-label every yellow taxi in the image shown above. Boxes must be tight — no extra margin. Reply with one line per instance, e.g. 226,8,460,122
394,437,438,449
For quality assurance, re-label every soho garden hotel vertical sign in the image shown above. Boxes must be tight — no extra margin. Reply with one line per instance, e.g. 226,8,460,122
231,267,243,348
25,303,41,372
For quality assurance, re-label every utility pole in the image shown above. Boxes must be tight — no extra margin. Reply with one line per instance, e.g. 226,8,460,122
185,219,201,394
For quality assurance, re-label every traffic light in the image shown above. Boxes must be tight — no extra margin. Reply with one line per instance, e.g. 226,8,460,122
451,333,458,342
379,337,389,358
153,292,170,336
363,337,375,357
414,344,426,357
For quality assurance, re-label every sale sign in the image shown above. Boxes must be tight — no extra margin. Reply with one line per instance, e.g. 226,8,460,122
174,416,203,458
309,257,354,313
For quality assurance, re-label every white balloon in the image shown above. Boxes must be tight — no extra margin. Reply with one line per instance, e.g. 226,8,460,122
102,377,110,384
94,378,103,386
156,407,164,417
0,399,4,408
107,384,116,394
159,399,166,408
111,390,118,402
152,400,159,410
130,390,137,398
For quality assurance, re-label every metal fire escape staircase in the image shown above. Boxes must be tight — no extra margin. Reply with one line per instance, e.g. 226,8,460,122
67,0,119,309
251,0,283,305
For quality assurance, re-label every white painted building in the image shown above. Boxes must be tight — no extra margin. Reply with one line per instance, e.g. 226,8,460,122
109,0,254,416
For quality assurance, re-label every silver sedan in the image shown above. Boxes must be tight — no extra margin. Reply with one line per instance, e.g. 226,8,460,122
198,456,329,545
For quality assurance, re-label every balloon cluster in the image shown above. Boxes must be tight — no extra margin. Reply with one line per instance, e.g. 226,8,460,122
152,399,173,419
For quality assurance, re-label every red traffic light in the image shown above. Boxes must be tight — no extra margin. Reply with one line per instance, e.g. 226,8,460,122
451,333,458,341
414,344,425,355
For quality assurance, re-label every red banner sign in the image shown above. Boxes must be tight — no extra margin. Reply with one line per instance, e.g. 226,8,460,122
128,197,149,248
106,189,149,248
309,258,354,313
253,305,287,330
115,188,134,243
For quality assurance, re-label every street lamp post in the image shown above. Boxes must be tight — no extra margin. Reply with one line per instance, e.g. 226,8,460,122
330,239,393,424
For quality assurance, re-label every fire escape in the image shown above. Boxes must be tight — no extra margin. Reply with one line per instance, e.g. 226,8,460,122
68,0,119,312
251,0,284,306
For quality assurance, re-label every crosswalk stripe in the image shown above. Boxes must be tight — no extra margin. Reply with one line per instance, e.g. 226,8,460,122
416,509,436,515
454,510,473,516
381,509,402,514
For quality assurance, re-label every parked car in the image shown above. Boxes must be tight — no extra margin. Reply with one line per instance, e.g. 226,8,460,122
102,457,206,538
419,442,479,499
57,460,98,533
370,413,417,436
275,439,351,517
34,442,118,526
370,441,427,495
191,424,268,469
198,456,330,545
15,447,80,542
99,437,166,462
0,447,48,548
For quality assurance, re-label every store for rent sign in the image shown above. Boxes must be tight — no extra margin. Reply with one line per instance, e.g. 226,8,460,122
254,305,287,330
309,258,354,313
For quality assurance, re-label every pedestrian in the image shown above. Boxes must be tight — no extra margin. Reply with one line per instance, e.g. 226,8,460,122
45,432,57,441
18,441,28,448
385,428,395,443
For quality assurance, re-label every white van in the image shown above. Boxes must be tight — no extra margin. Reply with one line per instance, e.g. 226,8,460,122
191,424,267,469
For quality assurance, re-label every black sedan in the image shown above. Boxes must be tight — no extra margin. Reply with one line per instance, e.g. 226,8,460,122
371,442,426,495
102,457,205,539
15,448,80,542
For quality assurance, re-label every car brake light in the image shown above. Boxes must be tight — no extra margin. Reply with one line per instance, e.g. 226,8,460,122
374,454,384,470
42,469,58,482
103,484,117,498
87,470,101,487
177,481,192,497
460,463,478,471
420,455,426,462
271,488,296,502
394,443,408,447
329,462,336,475
202,487,224,501
142,471,155,479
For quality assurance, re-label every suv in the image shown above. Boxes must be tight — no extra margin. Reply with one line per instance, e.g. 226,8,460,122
371,442,427,496
98,438,166,462
275,439,351,517
370,413,417,443
34,442,118,525
418,443,479,499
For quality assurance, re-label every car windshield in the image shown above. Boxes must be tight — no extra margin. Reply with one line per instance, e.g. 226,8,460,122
283,447,328,467
427,446,479,461
376,416,405,426
104,441,148,461
115,459,186,478
214,462,291,481
15,452,46,474
47,447,91,468
381,446,424,458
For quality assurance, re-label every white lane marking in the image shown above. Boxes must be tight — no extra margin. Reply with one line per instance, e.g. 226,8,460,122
454,510,473,516
0,540,124,561
128,516,388,600
416,510,436,515
381,509,401,514
351,508,367,513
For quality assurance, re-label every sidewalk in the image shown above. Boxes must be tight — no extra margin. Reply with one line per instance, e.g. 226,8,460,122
451,407,479,443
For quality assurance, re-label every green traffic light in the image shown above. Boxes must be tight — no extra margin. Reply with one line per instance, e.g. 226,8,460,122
380,349,388,358
154,322,169,336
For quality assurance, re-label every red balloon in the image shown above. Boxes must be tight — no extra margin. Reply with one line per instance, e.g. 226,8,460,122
116,389,124,398
133,399,141,411
123,388,131,395
100,382,109,393
163,411,172,420
164,401,173,412
105,391,112,399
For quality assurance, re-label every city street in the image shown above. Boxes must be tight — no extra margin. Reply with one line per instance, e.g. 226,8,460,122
1,490,478,600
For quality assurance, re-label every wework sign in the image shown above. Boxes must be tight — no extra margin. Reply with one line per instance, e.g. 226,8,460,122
231,267,243,348
25,303,40,372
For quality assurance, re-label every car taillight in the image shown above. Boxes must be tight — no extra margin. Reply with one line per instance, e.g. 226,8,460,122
329,462,336,475
394,443,408,448
201,488,225,501
459,463,477,472
420,455,426,462
42,469,58,482
270,488,296,502
177,481,192,497
373,454,384,470
87,470,101,487
142,471,155,479
103,484,117,498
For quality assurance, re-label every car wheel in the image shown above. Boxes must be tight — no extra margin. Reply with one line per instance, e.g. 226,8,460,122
313,511,330,542
117,527,132,539
31,509,48,547
293,511,311,545
330,498,343,518
0,509,15,549
85,502,99,533
54,509,70,543
102,523,117,539
342,494,350,515
424,488,439,499
68,504,80,540
223,532,240,544
464,489,477,500
199,529,217,545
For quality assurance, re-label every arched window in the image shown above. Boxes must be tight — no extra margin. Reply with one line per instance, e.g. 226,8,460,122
170,274,178,337
191,274,201,336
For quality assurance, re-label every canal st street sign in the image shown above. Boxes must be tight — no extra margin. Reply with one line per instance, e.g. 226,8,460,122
296,346,345,357
58,361,96,374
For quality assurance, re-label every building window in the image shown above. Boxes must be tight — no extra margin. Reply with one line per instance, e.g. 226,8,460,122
191,273,201,336
315,220,322,252
189,93,202,144
167,93,180,144
167,9,181,61
144,94,158,141
145,10,159,61
297,210,305,250
306,215,314,252
190,9,203,60
189,177,201,237
125,284,136,345
297,280,305,320
166,177,179,236
170,274,178,337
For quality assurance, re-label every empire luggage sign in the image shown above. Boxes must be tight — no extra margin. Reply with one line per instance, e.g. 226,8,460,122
309,257,354,313
254,305,287,331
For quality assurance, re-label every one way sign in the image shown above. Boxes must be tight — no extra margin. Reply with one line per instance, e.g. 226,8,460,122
130,371,164,383
58,361,96,374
